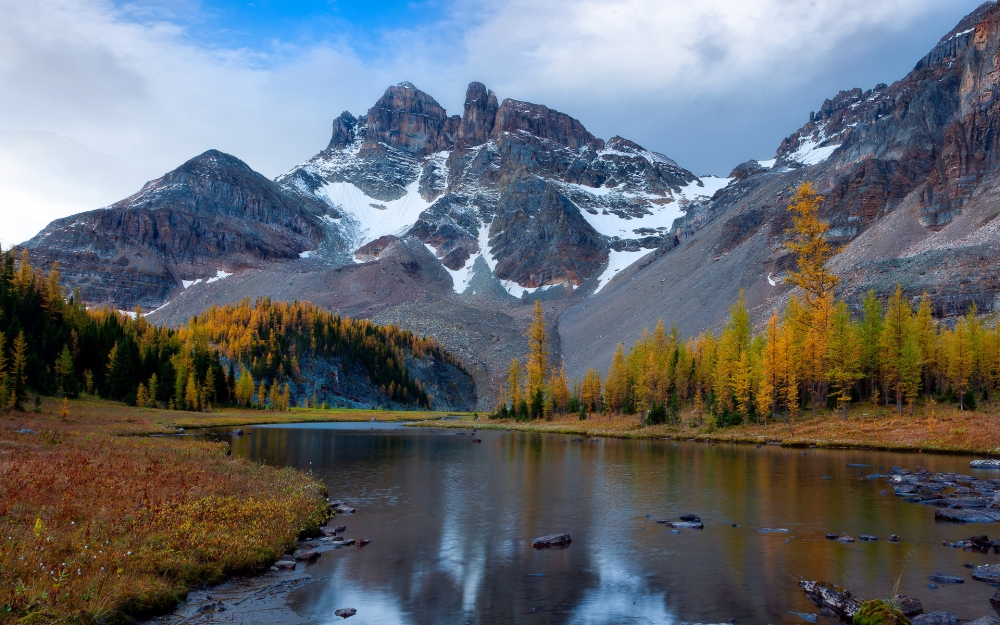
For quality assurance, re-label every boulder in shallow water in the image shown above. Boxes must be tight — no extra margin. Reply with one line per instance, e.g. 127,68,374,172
888,534,901,543
972,460,1000,469
974,563,1000,582
838,535,856,543
911,612,958,625
679,514,702,523
531,533,571,548
991,589,1000,616
967,617,1000,625
927,573,964,584
892,595,923,617
935,508,999,523
664,521,704,529
798,580,863,619
335,607,357,618
293,549,320,563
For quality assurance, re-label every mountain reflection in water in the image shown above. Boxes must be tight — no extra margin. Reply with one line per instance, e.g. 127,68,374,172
227,424,996,625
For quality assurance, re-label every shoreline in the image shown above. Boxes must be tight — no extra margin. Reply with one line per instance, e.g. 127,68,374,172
407,407,1000,458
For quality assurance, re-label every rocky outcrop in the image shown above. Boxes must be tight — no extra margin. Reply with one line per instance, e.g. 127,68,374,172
362,82,458,156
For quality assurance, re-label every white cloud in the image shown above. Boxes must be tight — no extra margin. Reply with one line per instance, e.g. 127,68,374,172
0,0,979,245
459,0,942,100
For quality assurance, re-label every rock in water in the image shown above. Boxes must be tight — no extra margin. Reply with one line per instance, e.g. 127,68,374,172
531,533,571,548
893,595,923,617
927,573,964,584
798,580,863,619
860,534,879,541
293,549,320,563
838,535,856,543
991,589,1000,616
935,508,1000,523
664,521,704,529
972,460,1000,469
911,612,959,625
679,514,702,523
789,611,818,623
888,534,901,543
335,607,357,619
968,617,1000,625
974,563,1000,582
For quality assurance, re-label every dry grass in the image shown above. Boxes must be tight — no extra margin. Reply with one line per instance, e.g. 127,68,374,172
0,397,340,625
426,403,1000,455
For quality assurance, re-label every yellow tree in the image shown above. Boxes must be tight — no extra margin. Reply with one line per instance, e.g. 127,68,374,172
948,314,975,410
581,368,602,414
605,344,630,414
757,312,782,423
525,301,548,402
826,300,861,420
880,286,912,413
785,182,839,309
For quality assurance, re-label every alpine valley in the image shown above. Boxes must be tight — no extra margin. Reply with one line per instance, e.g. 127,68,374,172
19,2,1000,408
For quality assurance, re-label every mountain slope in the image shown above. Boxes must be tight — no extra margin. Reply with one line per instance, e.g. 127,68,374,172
20,150,337,309
561,0,1000,377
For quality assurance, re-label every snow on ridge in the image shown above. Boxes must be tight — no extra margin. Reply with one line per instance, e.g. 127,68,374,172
595,249,650,294
316,178,432,251
180,269,232,290
205,269,232,284
758,159,777,169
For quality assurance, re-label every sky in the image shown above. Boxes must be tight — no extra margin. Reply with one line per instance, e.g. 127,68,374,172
0,0,987,246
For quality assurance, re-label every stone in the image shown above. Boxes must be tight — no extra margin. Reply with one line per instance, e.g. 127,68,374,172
334,505,356,515
293,549,320,563
991,588,1000,616
967,617,1000,625
893,595,923,617
274,558,295,571
826,533,838,540
531,533,572,548
927,573,964,584
679,514,702,523
972,460,1000,469
974,563,1000,582
664,521,704,529
935,508,1000,523
759,528,791,533
859,534,878,541
356,539,371,548
838,536,856,543
798,580,863,619
888,534,901,543
911,612,959,625
334,607,357,619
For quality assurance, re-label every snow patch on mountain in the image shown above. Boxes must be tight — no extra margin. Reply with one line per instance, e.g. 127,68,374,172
316,179,432,251
595,249,650,294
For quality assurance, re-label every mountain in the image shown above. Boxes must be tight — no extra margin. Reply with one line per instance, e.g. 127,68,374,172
20,150,338,309
561,0,1000,377
20,3,1000,405
19,83,724,407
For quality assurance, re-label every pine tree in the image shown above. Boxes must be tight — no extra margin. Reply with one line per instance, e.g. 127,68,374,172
827,300,861,420
148,373,159,408
11,331,28,410
785,182,839,309
948,314,975,410
880,286,912,413
757,312,781,423
606,344,629,414
525,301,548,402
185,373,199,410
858,290,884,402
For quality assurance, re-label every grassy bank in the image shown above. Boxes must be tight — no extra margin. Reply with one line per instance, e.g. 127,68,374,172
416,404,1000,455
0,397,371,625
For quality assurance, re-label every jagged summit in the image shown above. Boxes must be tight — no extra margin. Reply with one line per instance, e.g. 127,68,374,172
278,80,718,297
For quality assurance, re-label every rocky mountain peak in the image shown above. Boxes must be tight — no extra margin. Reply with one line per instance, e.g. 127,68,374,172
491,99,602,150
457,81,499,147
362,82,458,156
328,111,359,151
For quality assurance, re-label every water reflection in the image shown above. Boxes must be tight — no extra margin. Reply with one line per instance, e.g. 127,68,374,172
224,427,999,624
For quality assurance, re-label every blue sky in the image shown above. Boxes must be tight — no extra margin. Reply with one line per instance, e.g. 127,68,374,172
0,0,988,244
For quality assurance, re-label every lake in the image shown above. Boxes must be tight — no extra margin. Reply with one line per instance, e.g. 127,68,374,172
221,422,999,625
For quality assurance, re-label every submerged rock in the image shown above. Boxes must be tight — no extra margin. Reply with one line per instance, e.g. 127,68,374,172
927,573,964,584
335,607,357,618
911,612,958,625
935,508,999,523
888,534,901,543
531,533,571,548
838,535,856,543
967,617,1000,625
799,580,863,619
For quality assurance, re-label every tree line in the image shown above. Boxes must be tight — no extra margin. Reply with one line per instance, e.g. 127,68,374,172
496,183,997,425
0,249,457,411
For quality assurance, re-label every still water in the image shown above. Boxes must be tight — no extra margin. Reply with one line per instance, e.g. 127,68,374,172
226,423,999,625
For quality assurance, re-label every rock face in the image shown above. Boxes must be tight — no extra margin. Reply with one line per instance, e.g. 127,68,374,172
20,150,333,309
